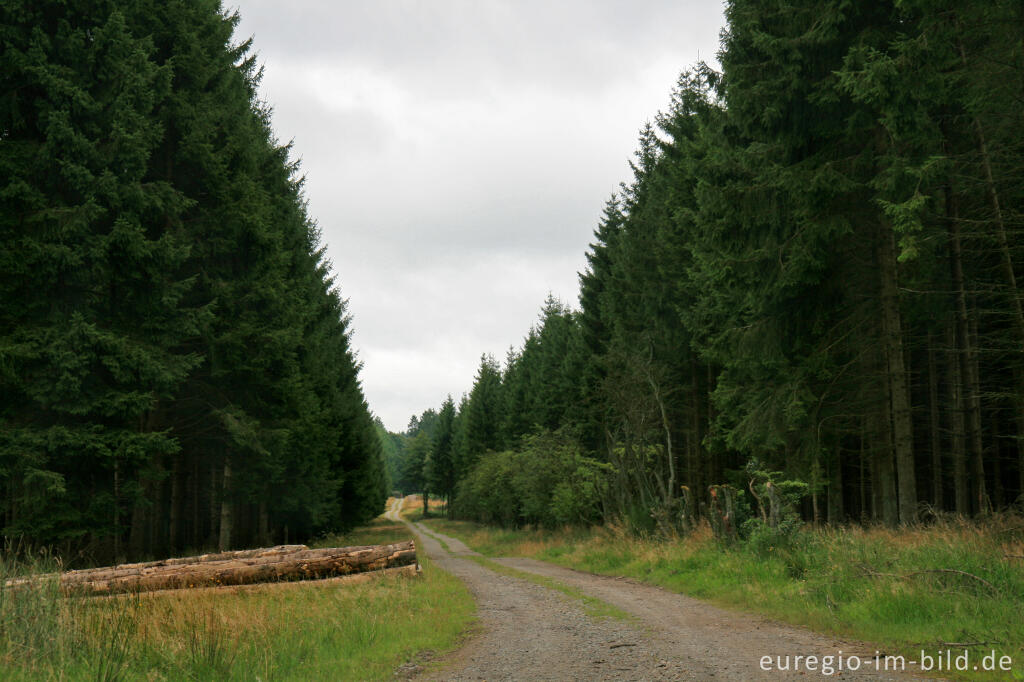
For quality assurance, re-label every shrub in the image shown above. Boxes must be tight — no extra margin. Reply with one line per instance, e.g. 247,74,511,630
453,430,610,528
739,458,809,560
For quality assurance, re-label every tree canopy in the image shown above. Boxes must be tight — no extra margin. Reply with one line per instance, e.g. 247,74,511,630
396,0,1024,530
0,0,386,563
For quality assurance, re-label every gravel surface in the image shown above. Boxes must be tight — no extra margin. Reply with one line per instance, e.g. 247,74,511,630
387,499,934,681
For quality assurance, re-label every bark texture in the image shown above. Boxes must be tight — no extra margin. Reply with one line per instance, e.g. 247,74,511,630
7,541,417,596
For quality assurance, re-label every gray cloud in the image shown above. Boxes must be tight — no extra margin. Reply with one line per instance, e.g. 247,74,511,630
231,1,726,430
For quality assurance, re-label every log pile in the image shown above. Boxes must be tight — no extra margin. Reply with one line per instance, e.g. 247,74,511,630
5,540,417,596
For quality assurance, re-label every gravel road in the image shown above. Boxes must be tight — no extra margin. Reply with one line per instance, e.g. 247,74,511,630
388,498,932,681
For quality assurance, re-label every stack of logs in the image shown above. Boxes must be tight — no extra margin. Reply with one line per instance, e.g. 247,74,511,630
4,541,417,596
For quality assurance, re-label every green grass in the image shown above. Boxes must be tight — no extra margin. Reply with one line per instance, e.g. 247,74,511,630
423,515,1024,681
464,554,632,622
1,515,475,681
314,513,413,548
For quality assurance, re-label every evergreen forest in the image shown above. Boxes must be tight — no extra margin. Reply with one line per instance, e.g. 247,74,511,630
390,0,1024,532
3,0,1024,569
0,0,387,564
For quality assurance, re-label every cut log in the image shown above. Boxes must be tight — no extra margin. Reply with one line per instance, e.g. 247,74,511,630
125,563,423,599
5,541,417,596
64,545,310,582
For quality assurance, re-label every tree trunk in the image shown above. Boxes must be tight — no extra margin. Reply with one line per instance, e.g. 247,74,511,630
168,458,181,555
150,461,165,558
191,458,200,549
870,405,898,526
959,30,1024,514
878,223,917,524
690,358,705,514
947,323,969,514
946,187,984,514
992,410,1004,509
1019,382,1024,504
258,501,270,547
6,478,14,531
218,460,232,552
208,461,219,547
648,369,675,505
707,364,719,486
128,477,147,558
859,429,867,522
1019,405,1024,505
927,338,943,510
811,448,821,526
827,437,843,524
113,460,121,562
968,300,987,514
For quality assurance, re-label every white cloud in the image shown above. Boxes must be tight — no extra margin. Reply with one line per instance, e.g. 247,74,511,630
233,0,726,430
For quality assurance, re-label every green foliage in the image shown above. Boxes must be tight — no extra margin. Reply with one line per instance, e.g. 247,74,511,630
427,397,457,506
740,459,809,557
454,430,610,528
456,354,504,473
420,0,1024,529
0,0,384,560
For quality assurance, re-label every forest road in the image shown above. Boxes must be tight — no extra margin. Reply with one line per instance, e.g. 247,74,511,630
390,497,933,681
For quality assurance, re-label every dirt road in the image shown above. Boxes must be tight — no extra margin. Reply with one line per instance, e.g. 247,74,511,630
390,498,928,680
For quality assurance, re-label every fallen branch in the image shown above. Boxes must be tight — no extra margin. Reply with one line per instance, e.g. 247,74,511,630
902,569,998,593
860,567,999,593
938,641,998,648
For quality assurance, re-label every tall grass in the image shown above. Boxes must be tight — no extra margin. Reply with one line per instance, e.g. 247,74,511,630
424,514,1024,680
313,515,415,548
0,520,474,680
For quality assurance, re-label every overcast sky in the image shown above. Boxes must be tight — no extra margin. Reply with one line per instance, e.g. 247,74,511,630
231,1,726,431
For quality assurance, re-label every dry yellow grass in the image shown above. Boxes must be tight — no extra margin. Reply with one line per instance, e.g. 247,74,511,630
2,514,473,681
400,495,448,521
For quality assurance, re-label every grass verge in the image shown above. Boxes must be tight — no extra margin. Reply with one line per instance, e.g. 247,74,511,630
1,513,475,681
313,510,412,548
423,515,1024,681
464,554,631,622
412,521,629,622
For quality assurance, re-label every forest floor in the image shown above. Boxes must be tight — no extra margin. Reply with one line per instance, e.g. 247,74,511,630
392,498,929,681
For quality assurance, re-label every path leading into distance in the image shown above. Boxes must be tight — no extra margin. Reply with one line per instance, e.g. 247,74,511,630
388,497,927,681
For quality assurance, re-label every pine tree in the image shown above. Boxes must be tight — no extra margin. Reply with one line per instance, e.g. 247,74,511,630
429,397,457,514
0,0,202,557
2,0,387,557
456,355,504,473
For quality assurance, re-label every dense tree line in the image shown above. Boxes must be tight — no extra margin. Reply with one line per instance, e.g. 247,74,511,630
394,0,1023,529
0,0,386,563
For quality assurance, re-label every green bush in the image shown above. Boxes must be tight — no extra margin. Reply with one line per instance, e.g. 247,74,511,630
453,430,609,527
737,458,809,569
